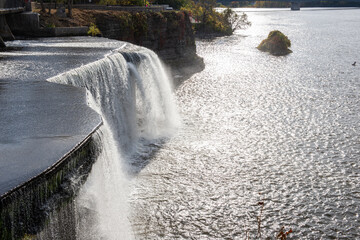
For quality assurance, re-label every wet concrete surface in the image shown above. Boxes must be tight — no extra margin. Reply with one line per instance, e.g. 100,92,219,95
0,37,125,196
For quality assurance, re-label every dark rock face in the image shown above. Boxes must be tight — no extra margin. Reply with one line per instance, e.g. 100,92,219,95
257,30,292,56
0,0,23,9
93,10,204,85
94,11,197,61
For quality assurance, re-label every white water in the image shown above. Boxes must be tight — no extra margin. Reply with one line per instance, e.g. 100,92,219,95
130,9,360,239
48,46,180,239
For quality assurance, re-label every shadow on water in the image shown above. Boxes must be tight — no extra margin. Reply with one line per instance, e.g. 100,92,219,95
0,46,23,52
128,138,169,175
0,47,23,61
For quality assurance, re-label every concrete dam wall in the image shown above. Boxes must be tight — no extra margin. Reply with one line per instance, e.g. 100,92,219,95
0,37,114,239
0,8,199,238
0,37,181,239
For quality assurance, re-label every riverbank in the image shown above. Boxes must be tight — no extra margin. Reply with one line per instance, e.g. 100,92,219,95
34,8,204,84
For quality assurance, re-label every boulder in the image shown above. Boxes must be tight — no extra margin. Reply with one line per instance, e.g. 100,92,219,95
257,30,292,56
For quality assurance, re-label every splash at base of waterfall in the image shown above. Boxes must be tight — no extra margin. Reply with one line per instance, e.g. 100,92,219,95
47,45,181,239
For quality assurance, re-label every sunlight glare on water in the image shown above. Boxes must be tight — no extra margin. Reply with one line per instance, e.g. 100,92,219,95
130,8,360,239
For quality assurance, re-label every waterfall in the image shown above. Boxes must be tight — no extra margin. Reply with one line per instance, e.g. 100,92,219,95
47,46,180,239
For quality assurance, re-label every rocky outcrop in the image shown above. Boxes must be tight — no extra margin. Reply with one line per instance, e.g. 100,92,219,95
94,10,197,61
257,30,292,56
92,10,204,84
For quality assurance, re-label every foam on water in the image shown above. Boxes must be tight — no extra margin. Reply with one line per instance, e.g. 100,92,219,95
48,46,180,239
129,8,360,239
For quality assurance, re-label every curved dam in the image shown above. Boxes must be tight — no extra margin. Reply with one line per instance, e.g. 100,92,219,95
0,37,179,239
0,37,125,197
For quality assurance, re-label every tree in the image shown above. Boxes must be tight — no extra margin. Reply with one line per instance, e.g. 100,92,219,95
222,8,251,32
39,0,46,13
49,0,53,14
67,0,73,18
182,0,251,36
199,0,216,23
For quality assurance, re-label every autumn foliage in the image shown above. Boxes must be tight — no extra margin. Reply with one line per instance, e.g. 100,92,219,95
257,30,292,56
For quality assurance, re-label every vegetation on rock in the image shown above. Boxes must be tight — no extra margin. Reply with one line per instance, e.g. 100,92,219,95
37,0,250,38
222,8,251,33
87,23,101,37
151,0,250,37
35,9,194,57
257,30,292,56
99,0,146,6
182,1,250,37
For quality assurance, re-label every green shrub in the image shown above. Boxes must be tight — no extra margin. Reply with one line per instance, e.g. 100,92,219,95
46,23,56,28
132,12,148,40
88,23,101,37
185,5,249,36
257,30,292,56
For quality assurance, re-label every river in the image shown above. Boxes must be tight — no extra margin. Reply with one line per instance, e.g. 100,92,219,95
129,8,360,239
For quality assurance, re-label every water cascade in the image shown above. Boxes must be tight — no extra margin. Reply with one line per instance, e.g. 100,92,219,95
46,46,180,239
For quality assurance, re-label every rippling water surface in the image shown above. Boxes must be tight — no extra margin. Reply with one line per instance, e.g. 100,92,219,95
130,8,360,239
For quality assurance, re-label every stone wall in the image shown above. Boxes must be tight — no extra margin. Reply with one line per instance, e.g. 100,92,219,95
0,0,23,9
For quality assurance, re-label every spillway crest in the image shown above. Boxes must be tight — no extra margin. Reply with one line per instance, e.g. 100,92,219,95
47,46,180,239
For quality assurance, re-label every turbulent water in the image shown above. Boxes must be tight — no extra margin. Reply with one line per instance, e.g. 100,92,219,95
130,8,360,239
48,46,180,239
26,8,360,239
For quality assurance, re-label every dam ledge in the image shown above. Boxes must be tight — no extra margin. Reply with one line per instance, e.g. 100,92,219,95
0,121,102,200
0,39,127,238
0,37,196,238
0,40,139,198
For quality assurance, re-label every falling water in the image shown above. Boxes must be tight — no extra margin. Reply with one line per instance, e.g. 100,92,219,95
47,45,180,239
